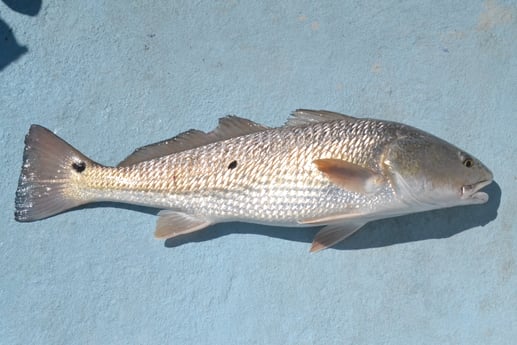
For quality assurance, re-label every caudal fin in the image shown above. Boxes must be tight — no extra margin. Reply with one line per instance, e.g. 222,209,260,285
15,125,96,222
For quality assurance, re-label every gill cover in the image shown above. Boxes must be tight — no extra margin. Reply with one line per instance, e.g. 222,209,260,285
383,129,492,208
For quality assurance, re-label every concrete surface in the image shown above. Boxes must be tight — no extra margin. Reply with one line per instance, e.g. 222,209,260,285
1,1,515,344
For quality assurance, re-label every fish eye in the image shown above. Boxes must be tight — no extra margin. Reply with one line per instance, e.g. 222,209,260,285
463,158,474,168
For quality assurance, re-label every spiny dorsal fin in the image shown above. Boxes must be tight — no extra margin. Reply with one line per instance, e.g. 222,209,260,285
117,116,269,167
285,109,357,127
216,115,269,139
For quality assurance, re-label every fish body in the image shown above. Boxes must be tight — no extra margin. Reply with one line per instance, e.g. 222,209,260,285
15,110,493,251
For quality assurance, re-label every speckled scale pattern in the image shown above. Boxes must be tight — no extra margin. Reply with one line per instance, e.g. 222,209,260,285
78,119,401,224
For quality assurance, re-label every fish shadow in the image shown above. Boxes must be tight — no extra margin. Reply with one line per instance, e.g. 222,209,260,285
164,182,501,250
79,202,160,217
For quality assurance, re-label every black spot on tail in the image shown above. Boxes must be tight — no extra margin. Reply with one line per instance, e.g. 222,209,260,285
72,161,86,173
228,160,237,170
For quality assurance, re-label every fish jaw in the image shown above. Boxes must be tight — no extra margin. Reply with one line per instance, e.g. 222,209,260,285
460,179,493,204
460,165,493,204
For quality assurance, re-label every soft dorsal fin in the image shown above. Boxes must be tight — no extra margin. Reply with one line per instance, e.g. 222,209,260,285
117,129,206,167
118,116,269,167
285,109,357,127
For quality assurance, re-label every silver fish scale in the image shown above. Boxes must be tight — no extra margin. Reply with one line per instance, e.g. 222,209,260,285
85,119,401,224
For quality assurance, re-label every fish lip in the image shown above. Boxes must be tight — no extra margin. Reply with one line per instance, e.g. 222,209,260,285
461,179,493,202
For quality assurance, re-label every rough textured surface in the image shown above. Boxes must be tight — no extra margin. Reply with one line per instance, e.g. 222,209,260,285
1,1,515,344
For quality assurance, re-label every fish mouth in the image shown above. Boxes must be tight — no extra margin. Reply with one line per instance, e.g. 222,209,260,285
461,179,493,204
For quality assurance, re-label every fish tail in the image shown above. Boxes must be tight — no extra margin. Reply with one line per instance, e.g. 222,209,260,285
15,125,97,222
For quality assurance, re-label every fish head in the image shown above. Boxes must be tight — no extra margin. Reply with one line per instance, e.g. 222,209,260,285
383,129,493,209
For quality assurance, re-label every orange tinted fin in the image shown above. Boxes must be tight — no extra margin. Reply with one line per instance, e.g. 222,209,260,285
314,159,384,194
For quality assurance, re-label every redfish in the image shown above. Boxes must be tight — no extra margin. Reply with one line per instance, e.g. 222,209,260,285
15,110,493,251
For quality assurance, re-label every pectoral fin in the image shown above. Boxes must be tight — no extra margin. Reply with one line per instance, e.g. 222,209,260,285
314,159,383,194
310,221,366,252
154,210,212,239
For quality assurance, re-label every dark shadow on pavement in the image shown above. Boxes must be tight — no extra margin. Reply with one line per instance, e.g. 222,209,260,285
0,0,41,71
0,18,27,70
3,0,42,16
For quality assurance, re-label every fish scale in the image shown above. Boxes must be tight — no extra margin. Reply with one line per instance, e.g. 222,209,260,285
14,109,493,251
80,119,398,223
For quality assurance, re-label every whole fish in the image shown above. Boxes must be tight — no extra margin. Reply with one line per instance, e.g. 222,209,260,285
15,110,493,251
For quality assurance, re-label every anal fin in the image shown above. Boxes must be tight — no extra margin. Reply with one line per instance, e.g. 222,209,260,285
310,221,366,252
154,210,212,240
